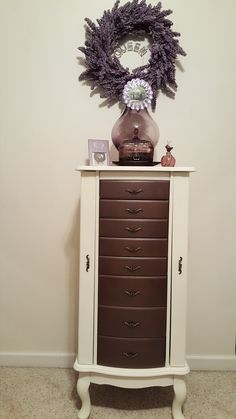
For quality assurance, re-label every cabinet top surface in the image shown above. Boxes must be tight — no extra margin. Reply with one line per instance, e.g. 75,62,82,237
76,165,195,173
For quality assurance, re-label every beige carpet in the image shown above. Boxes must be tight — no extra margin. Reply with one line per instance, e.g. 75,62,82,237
0,368,235,418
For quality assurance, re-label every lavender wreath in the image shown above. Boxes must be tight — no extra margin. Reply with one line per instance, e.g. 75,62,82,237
78,0,186,110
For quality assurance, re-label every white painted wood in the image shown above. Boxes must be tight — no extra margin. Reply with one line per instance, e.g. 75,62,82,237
74,168,194,416
170,173,190,367
187,355,236,371
74,361,189,390
93,173,99,364
73,360,190,377
172,377,187,419
2,352,235,371
76,373,91,419
0,352,75,368
100,171,170,180
76,166,195,172
165,173,174,366
90,374,174,389
78,172,96,364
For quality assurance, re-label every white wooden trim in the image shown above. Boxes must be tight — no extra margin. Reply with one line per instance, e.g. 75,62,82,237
165,174,174,366
0,352,75,368
74,360,189,377
170,173,190,367
76,373,91,419
93,173,100,364
78,172,96,364
76,166,195,172
187,355,236,371
1,353,235,370
90,374,174,388
100,171,170,180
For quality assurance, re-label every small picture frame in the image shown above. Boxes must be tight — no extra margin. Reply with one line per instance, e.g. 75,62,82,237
88,139,110,166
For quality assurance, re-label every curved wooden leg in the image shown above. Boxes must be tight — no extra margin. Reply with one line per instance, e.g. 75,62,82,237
76,373,91,419
172,376,187,419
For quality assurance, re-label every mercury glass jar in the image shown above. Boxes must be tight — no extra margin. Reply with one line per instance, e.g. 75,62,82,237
118,127,154,164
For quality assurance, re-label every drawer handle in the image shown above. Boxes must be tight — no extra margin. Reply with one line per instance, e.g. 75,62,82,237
125,227,142,233
125,208,143,215
86,254,90,272
125,265,141,272
124,321,141,328
124,290,141,297
123,352,138,358
125,188,143,195
178,256,183,275
124,246,142,253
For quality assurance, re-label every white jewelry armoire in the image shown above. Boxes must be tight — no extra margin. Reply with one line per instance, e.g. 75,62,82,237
74,166,194,419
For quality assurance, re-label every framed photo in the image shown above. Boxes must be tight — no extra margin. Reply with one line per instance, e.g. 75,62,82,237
88,139,110,166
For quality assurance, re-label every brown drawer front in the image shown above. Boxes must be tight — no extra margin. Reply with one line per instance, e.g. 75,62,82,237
98,306,166,338
98,276,167,307
99,238,168,257
97,336,166,368
99,256,167,276
100,200,169,219
99,219,168,238
100,180,169,200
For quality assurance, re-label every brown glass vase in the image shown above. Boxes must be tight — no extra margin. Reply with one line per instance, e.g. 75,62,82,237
161,145,176,167
111,107,159,164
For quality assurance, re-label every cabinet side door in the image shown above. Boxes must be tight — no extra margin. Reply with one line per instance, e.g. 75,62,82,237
170,173,190,367
78,172,97,364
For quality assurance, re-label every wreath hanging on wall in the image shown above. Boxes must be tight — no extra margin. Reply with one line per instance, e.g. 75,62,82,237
78,0,186,110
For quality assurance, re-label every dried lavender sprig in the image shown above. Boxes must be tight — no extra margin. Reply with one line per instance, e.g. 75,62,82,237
78,0,186,110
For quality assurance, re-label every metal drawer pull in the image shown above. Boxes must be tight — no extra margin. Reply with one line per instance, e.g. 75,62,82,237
125,265,141,272
124,321,140,328
124,246,142,253
178,256,183,275
125,188,143,195
125,227,142,233
124,290,141,297
122,352,138,359
125,208,143,215
86,254,90,272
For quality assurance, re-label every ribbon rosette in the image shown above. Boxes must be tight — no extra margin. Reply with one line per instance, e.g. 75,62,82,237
122,79,153,110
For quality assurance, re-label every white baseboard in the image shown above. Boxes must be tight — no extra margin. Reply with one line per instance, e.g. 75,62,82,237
0,352,235,370
187,355,236,371
0,352,76,368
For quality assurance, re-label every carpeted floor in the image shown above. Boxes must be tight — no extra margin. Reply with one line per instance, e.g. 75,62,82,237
0,368,235,418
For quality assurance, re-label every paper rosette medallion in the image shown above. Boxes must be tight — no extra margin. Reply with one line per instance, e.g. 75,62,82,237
122,79,153,111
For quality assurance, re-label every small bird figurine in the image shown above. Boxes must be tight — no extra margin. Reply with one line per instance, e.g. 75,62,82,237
161,144,176,167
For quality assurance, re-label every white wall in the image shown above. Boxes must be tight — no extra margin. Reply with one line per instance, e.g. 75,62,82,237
0,0,235,369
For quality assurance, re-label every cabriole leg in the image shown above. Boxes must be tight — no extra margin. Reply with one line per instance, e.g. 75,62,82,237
76,373,91,419
172,376,187,419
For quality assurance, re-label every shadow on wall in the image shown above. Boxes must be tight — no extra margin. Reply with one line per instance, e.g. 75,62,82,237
64,198,81,355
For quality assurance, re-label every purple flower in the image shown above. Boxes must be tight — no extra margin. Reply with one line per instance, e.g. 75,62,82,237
78,0,186,110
